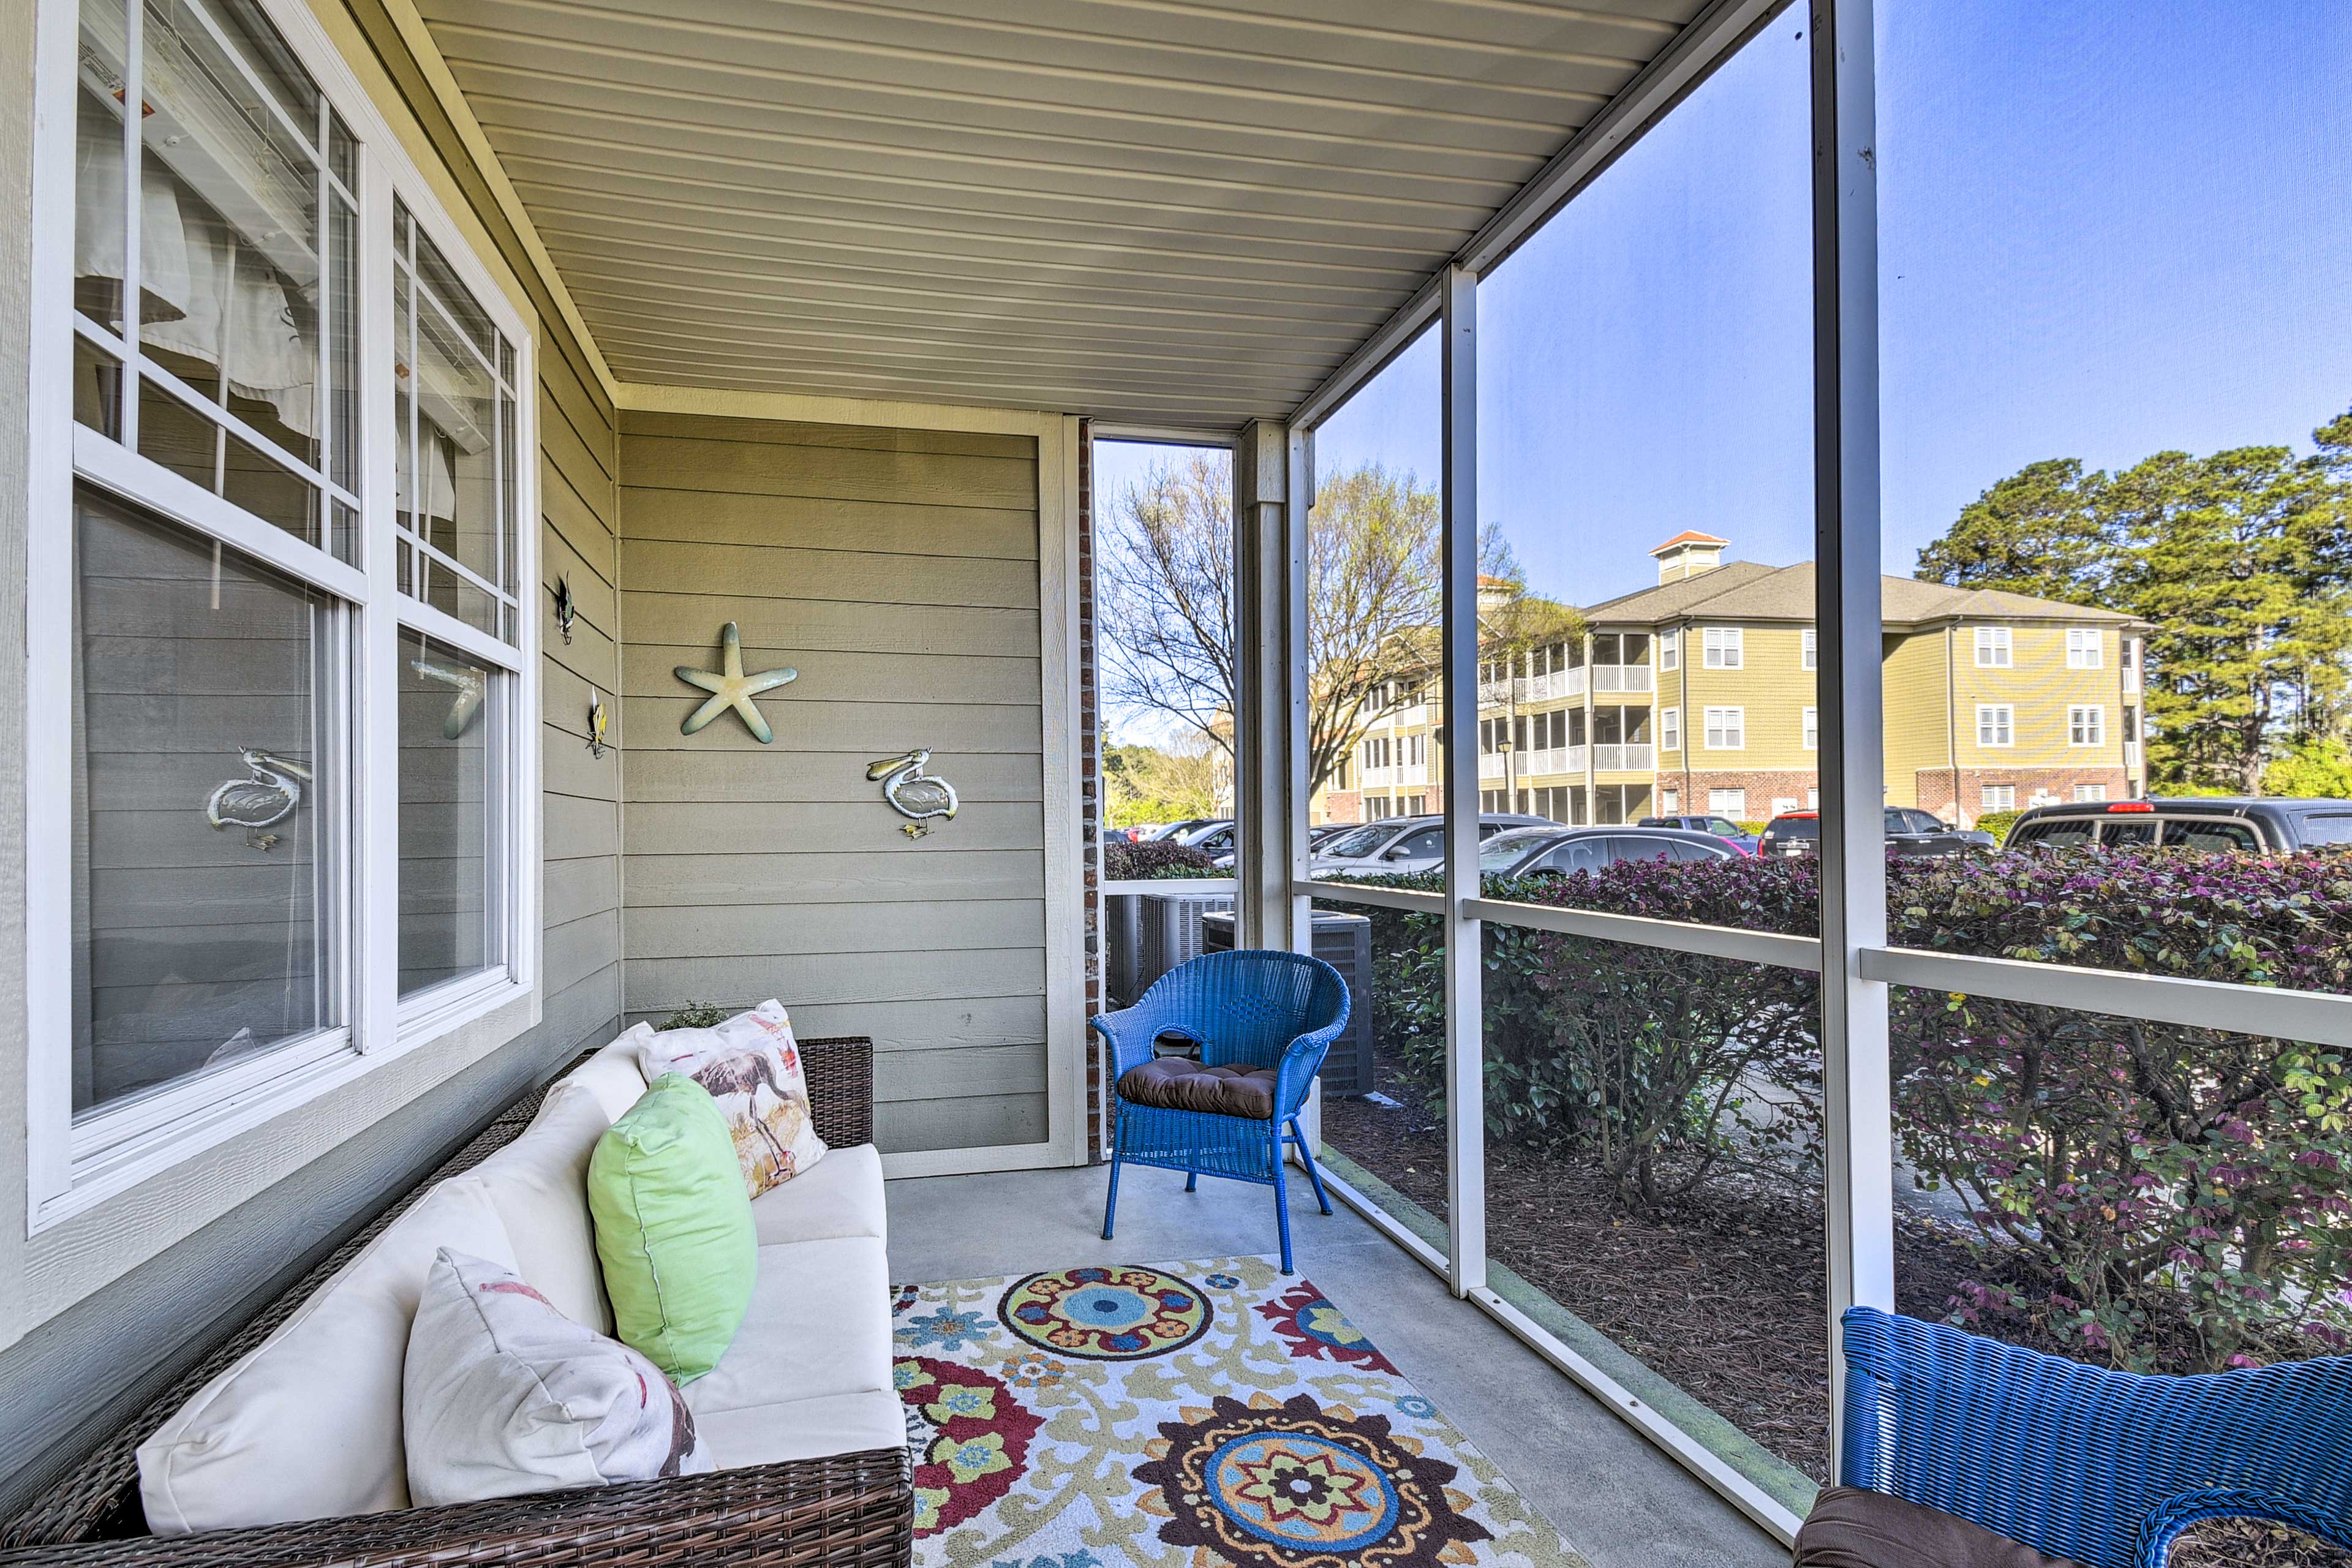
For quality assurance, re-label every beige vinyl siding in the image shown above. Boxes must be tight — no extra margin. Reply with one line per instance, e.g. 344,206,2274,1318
616,412,1047,1155
1880,630,1953,805
1676,623,1817,771
535,346,627,1056
1953,622,2127,770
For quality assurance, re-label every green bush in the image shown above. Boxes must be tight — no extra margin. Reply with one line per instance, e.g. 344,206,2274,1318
1973,809,2021,844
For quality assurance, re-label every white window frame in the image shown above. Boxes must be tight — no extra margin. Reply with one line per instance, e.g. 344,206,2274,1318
1803,705,1819,750
1977,704,2015,747
1659,629,1679,671
1801,627,1817,670
1702,625,1743,669
2075,783,2108,803
1703,706,1744,750
1975,626,2013,668
2065,628,2102,668
2069,704,2105,746
1708,788,1747,818
1660,706,1681,752
1981,784,2015,812
24,0,540,1228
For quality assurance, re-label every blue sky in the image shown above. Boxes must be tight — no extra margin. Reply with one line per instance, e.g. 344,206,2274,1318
1099,7,2352,738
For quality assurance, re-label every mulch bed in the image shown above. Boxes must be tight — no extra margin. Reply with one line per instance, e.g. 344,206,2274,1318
1321,1090,2350,1568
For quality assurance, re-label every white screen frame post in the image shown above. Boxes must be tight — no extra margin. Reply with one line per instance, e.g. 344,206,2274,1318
1811,0,1897,1485
1438,263,1487,1299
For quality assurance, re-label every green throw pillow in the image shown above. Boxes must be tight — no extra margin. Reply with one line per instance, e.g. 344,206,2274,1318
587,1073,757,1384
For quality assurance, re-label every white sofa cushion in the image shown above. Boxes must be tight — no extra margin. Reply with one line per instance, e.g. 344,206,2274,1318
402,1249,711,1506
684,1237,892,1424
750,1142,886,1248
472,1082,615,1334
567,1023,655,1123
137,1174,516,1535
689,1390,910,1471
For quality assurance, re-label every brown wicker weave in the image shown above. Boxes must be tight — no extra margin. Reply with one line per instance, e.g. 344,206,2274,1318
0,1037,910,1568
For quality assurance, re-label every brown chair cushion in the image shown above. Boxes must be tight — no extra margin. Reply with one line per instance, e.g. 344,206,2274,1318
1794,1488,2090,1568
1117,1058,1280,1119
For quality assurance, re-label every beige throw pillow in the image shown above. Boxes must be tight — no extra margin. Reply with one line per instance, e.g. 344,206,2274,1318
402,1250,711,1507
634,1001,827,1196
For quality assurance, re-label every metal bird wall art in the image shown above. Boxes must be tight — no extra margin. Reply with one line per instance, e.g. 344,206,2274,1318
551,576,578,644
412,654,487,739
587,688,609,758
675,622,797,743
206,748,312,851
867,747,959,824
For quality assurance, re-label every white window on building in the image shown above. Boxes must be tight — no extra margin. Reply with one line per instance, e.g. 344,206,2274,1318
1660,788,1681,813
1703,707,1744,749
1801,628,1817,670
2074,784,2108,802
39,0,535,1215
1978,704,2015,747
1702,626,1744,669
1975,627,2014,668
1708,789,1748,818
1659,630,1679,671
1807,787,1820,809
1981,784,2016,812
1660,706,1681,752
2070,704,2105,745
1802,706,1818,750
2066,628,2103,668
1771,796,1798,816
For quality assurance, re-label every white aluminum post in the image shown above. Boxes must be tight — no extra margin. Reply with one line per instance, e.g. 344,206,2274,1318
1439,265,1486,1297
1234,420,1299,953
1812,0,1896,1485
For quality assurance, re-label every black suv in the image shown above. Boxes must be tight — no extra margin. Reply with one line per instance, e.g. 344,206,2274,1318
2005,796,2352,853
1757,807,1996,859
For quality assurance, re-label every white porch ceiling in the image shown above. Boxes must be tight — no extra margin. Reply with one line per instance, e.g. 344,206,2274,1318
412,0,1716,426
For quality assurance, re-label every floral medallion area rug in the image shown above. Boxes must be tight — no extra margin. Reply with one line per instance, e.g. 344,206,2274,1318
891,1256,1593,1568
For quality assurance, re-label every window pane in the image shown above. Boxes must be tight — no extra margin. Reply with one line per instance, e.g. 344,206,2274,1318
399,226,516,636
137,375,218,491
399,631,502,996
72,0,129,333
136,0,324,471
73,483,337,1114
74,335,124,439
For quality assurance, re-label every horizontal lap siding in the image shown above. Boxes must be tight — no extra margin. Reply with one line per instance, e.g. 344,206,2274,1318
531,350,627,1061
616,411,1046,1156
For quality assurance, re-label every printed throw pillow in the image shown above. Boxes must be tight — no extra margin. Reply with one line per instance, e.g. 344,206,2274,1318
402,1249,711,1508
634,1000,828,1197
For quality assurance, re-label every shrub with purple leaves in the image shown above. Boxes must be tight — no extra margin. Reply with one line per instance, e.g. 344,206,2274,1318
1344,845,2352,1370
1102,839,1222,880
1883,848,2352,1370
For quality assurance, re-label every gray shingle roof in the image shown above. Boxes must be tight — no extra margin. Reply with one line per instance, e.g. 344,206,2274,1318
1583,560,2139,628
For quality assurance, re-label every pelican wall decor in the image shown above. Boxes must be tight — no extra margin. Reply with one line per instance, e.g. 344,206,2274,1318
674,622,797,743
867,747,958,833
206,748,312,851
412,654,486,739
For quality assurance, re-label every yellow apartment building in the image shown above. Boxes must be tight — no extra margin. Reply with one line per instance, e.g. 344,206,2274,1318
1314,532,2147,829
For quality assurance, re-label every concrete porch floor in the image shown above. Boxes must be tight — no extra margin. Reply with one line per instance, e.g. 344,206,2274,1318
886,1163,1787,1568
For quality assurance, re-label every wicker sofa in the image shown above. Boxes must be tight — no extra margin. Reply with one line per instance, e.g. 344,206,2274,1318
0,1035,913,1567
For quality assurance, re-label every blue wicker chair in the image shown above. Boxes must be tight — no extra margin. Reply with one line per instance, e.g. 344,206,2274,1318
1093,949,1351,1273
1838,1305,2352,1566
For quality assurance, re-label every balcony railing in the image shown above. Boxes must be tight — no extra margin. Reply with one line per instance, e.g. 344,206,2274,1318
1477,680,1512,705
1362,766,1392,787
1593,743,1654,772
1592,665,1653,693
1479,753,1505,780
1398,763,1428,786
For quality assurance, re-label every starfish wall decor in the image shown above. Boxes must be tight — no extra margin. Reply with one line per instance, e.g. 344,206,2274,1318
674,622,797,743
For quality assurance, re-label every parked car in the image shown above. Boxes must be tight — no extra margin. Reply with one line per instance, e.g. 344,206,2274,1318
1207,822,1364,870
1637,813,1760,854
1480,824,1740,880
2005,796,2352,853
1144,818,1219,842
1756,807,1996,859
1169,819,1235,855
1310,813,1553,878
